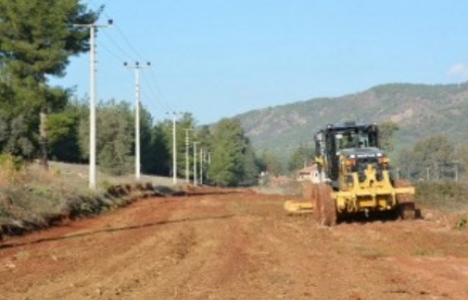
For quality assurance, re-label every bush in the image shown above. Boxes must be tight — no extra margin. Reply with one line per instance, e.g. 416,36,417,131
0,154,25,184
415,180,468,211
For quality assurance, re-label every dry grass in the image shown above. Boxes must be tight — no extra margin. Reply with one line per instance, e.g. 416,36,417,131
415,180,468,212
171,227,197,261
0,159,179,238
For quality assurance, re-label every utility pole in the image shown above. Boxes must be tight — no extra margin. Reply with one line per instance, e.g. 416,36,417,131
200,148,203,185
193,142,199,185
125,62,150,181
206,151,211,182
184,128,193,183
166,112,180,184
74,19,113,189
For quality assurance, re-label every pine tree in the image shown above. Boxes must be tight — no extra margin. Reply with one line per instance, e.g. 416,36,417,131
0,0,100,165
208,118,256,187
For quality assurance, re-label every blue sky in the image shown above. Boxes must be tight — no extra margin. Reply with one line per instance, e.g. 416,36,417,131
51,0,468,124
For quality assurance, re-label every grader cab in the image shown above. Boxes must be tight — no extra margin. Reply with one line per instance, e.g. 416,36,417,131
285,121,416,226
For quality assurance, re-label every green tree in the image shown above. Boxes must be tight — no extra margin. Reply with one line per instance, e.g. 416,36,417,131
79,100,134,175
379,121,399,152
397,134,455,179
288,144,314,171
97,101,134,175
140,106,156,174
240,141,259,186
2,114,35,157
454,144,468,177
149,122,171,176
177,113,197,178
208,118,251,186
0,0,100,165
47,100,87,162
258,150,284,176
159,112,198,178
395,147,417,179
195,125,213,182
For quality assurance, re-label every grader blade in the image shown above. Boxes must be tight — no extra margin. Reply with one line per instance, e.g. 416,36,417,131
283,200,314,214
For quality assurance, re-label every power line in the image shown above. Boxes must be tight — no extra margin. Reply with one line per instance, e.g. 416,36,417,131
101,31,136,61
114,25,148,62
98,41,128,62
141,72,172,113
86,0,148,62
147,68,173,109
83,0,179,121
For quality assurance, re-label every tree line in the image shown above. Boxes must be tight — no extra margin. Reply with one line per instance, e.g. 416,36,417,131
0,1,271,186
5,1,461,186
396,134,468,181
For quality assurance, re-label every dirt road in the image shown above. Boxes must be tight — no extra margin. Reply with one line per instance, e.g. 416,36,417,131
1,188,467,300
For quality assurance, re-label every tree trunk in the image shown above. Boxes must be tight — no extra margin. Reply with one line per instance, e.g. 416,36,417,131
40,109,49,170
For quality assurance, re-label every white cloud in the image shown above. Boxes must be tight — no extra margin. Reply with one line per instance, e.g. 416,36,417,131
447,63,468,78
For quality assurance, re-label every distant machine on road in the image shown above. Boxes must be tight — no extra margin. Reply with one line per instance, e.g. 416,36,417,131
285,121,416,225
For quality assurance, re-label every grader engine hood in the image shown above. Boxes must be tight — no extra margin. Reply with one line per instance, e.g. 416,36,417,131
341,148,383,178
341,147,384,160
334,146,415,213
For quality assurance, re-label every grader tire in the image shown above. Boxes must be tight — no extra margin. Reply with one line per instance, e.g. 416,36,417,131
313,184,336,226
394,179,416,220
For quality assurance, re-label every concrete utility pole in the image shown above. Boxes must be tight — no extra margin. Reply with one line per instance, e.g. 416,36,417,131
193,142,199,185
206,151,211,182
200,148,203,185
166,112,180,184
125,62,150,181
184,128,193,183
74,20,113,189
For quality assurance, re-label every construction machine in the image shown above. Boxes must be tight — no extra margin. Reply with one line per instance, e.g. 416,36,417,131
285,121,416,225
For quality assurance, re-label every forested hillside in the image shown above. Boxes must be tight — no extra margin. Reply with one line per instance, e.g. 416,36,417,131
236,82,468,161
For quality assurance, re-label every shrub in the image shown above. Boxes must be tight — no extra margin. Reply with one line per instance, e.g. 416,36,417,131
415,180,468,211
0,154,25,184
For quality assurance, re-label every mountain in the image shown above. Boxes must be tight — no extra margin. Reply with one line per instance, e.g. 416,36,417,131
235,82,468,161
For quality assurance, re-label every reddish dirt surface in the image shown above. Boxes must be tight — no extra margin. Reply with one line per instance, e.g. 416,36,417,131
1,187,468,300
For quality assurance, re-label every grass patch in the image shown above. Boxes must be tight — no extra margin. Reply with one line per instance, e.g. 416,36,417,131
0,159,91,223
171,227,197,261
412,247,445,257
415,180,468,211
0,158,179,239
353,245,388,259
455,215,467,230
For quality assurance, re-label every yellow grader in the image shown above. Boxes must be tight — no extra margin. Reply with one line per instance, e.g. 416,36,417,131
285,121,416,226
